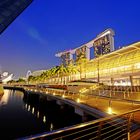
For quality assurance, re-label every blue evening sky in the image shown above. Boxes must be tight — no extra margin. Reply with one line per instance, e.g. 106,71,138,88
0,0,139,78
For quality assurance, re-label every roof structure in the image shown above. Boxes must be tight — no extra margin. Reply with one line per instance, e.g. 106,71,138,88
0,0,33,34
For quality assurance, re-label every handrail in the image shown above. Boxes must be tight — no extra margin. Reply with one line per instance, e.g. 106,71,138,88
21,108,140,140
89,94,140,104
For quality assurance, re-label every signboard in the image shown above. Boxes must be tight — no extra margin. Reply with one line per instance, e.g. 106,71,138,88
75,46,89,61
0,0,33,34
93,34,113,57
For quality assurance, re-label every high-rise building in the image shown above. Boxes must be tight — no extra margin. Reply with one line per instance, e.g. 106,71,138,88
93,29,115,57
56,29,114,66
75,45,90,61
0,0,33,34
56,50,74,66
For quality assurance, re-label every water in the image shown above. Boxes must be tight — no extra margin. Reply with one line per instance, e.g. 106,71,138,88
0,89,93,139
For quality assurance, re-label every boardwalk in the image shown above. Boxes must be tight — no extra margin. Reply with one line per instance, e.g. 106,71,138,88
19,85,140,122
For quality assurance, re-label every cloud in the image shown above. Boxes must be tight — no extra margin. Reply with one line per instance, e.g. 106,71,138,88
16,20,47,46
28,27,47,45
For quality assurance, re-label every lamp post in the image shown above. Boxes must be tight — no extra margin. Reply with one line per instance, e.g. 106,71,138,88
97,57,100,83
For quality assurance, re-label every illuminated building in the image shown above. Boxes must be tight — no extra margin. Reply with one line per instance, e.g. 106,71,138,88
61,52,73,66
56,29,114,65
33,29,140,87
54,29,140,86
56,50,74,66
84,42,140,86
75,45,90,61
93,29,114,57
0,0,33,34
0,72,13,84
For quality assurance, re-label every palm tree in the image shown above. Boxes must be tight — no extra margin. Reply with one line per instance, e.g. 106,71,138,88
40,71,49,83
76,57,89,80
55,64,69,84
43,70,51,82
67,63,77,81
28,75,33,84
28,75,39,84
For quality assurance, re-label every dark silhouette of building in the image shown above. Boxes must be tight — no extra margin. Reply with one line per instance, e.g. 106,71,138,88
0,0,33,34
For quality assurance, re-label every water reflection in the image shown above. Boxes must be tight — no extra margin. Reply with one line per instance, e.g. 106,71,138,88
23,92,84,133
0,90,49,139
43,116,46,123
0,90,11,106
32,107,35,114
37,111,40,118
50,123,53,131
0,89,91,139
23,101,53,131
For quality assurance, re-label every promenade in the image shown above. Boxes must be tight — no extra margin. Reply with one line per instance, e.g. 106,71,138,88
4,85,140,139
21,85,140,118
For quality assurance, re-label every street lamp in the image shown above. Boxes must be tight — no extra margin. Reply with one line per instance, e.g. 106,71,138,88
97,57,100,83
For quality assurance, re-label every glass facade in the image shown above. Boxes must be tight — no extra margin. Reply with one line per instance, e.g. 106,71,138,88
0,0,33,34
83,42,140,85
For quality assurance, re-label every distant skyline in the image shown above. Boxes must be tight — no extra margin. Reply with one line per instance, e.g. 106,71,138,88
0,0,140,78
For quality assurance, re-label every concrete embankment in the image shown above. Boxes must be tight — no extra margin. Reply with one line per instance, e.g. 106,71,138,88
3,86,25,91
4,85,109,119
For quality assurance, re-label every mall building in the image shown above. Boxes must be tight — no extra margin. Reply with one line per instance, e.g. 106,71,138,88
80,41,140,86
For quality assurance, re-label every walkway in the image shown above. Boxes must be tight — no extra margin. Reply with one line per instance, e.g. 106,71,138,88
23,85,140,117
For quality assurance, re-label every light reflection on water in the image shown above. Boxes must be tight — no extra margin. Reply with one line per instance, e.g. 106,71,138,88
0,89,83,139
0,90,12,106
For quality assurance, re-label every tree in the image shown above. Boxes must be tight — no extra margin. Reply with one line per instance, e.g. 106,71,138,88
55,64,69,84
16,78,26,84
76,57,89,80
7,80,16,85
28,75,37,84
67,63,77,81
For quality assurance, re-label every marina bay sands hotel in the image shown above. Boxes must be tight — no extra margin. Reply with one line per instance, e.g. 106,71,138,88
54,29,140,86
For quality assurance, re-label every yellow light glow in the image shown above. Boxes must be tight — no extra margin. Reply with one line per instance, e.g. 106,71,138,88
62,94,65,98
135,63,140,68
28,105,30,111
25,104,27,109
50,123,53,131
53,93,56,96
32,107,35,114
43,116,46,123
77,98,80,103
79,88,88,93
108,107,113,114
37,111,39,118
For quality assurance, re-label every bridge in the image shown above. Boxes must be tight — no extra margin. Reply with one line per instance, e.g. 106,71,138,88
4,85,140,139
